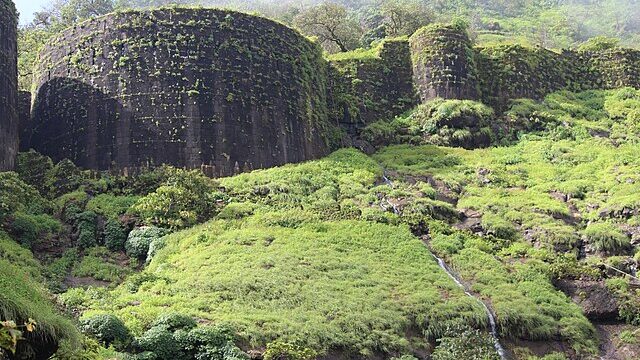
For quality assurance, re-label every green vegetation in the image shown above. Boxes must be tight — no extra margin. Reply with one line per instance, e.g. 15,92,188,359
72,247,131,283
431,326,499,360
79,217,487,355
6,1,640,358
363,99,496,148
0,233,80,352
131,169,224,229
125,227,169,260
80,314,131,349
583,222,630,254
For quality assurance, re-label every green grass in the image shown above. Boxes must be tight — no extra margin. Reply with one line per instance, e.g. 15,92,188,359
85,194,139,220
79,218,487,356
72,247,131,283
0,232,80,347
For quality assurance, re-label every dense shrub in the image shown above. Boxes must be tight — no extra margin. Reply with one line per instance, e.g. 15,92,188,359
48,159,85,197
132,169,226,229
0,172,49,219
86,194,139,220
76,211,98,249
151,313,197,332
104,219,127,251
15,150,54,196
134,314,245,360
136,325,182,359
125,227,170,259
431,326,500,360
8,212,61,248
263,341,317,360
408,99,496,148
80,314,131,349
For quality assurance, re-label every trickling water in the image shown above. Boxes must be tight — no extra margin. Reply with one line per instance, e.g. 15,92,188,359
431,253,507,359
380,170,507,359
382,171,394,187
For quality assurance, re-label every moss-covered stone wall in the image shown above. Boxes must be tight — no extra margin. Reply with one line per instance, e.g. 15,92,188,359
409,24,479,102
327,39,417,134
0,0,18,171
408,24,640,111
475,44,640,110
30,8,333,176
475,44,568,110
18,90,32,151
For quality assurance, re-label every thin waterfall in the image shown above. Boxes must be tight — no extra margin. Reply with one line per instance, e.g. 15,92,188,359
381,170,507,359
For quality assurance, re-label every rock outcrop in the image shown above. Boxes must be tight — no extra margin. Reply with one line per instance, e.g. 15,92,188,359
0,0,18,171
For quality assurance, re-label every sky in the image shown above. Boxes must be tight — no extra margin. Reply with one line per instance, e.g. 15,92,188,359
15,0,49,25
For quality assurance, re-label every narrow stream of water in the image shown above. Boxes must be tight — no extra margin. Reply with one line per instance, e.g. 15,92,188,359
381,171,507,359
430,253,507,359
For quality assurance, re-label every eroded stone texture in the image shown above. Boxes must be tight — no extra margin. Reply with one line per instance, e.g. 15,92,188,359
18,90,31,151
328,39,417,134
410,24,479,102
0,0,18,171
31,8,333,176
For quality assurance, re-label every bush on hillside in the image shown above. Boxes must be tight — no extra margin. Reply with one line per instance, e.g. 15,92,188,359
0,172,49,219
132,168,226,229
151,313,197,332
104,219,127,251
125,227,170,259
133,314,245,360
431,325,500,360
263,341,317,360
48,159,85,197
80,314,131,350
9,212,61,248
15,150,54,196
76,211,98,249
408,99,496,148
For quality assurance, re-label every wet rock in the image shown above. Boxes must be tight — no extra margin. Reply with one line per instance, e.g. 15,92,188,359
477,167,491,184
352,139,376,155
556,279,619,321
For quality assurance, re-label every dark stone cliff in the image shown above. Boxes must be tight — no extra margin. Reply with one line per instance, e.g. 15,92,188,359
0,0,18,171
28,8,334,176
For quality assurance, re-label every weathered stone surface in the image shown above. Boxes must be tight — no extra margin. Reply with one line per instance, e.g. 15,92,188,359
328,39,417,133
410,24,479,102
556,279,619,321
0,0,18,171
408,24,640,111
30,8,333,176
18,90,31,151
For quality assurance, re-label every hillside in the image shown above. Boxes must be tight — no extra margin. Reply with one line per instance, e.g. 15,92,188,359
2,87,640,359
1,1,640,360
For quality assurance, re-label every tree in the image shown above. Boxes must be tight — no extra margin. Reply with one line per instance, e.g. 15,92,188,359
59,0,114,24
293,2,362,53
578,36,620,52
380,0,433,37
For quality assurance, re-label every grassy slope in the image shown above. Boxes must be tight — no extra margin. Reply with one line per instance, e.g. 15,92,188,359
72,88,640,358
373,88,640,356
79,150,487,356
0,232,79,346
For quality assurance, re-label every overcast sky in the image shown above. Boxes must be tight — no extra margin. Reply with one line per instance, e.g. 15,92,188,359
15,0,49,25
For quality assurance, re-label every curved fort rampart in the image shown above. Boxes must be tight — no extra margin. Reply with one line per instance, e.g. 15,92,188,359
28,8,332,176
21,15,640,174
0,0,18,171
